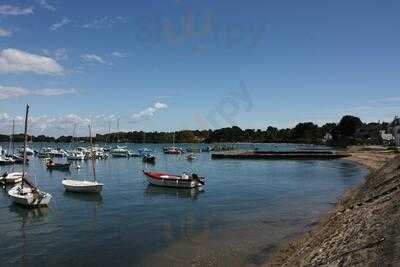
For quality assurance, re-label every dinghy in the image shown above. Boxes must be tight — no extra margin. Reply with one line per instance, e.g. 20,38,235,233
46,160,71,170
62,124,103,194
8,105,52,207
187,153,196,161
143,154,156,163
143,171,205,188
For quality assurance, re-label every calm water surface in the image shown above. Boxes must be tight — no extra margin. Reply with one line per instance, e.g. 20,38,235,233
0,143,367,267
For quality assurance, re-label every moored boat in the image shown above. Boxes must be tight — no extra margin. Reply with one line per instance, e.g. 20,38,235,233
187,153,196,161
163,146,184,155
19,146,34,156
143,154,156,163
46,160,71,170
62,124,103,194
143,171,205,188
1,171,23,184
62,179,103,193
0,155,15,165
8,183,52,207
8,104,52,208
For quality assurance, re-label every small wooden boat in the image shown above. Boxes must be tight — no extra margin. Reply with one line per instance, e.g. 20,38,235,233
143,154,156,163
143,171,205,188
46,161,71,170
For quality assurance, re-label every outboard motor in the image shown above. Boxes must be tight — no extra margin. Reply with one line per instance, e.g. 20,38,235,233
192,173,205,185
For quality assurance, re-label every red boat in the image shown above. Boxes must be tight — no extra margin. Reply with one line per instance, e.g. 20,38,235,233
143,171,205,188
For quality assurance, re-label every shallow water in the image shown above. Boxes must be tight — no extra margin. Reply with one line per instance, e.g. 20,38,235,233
0,143,367,266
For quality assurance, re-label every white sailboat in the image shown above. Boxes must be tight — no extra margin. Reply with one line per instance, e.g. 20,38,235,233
67,124,85,160
8,105,52,207
62,124,103,194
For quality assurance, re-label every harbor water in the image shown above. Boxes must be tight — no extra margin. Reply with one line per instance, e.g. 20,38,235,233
0,143,367,266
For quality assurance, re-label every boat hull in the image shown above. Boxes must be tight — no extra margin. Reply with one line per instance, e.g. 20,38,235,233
144,172,204,189
62,180,103,193
8,186,52,207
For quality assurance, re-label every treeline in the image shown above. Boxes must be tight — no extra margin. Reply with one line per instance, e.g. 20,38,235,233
0,115,391,147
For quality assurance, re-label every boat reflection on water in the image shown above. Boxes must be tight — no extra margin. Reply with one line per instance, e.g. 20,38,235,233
8,205,50,267
9,204,50,220
63,191,103,203
145,185,204,200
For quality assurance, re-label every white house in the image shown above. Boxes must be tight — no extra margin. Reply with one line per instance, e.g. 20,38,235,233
380,130,394,146
393,117,400,147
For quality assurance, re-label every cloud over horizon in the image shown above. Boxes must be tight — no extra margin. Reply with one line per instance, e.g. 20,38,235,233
0,48,64,75
0,86,77,100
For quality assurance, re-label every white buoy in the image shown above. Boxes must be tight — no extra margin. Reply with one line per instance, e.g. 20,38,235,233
77,165,81,169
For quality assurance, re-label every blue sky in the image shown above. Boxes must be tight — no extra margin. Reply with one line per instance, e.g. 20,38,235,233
0,0,399,136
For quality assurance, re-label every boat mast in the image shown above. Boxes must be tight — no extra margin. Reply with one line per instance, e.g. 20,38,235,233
117,119,120,143
106,121,111,144
89,124,97,182
8,119,14,155
21,105,29,187
70,123,76,150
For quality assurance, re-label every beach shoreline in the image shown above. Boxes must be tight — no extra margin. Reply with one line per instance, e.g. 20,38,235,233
266,147,399,266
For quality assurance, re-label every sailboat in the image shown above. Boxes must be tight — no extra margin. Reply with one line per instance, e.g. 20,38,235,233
163,132,184,154
66,124,85,161
62,124,103,193
8,105,52,207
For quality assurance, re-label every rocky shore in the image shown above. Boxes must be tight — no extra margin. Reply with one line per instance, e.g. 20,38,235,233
267,149,400,266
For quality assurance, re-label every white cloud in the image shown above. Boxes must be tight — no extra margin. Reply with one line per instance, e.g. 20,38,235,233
0,85,77,100
54,48,68,60
0,48,64,75
154,102,168,109
50,18,70,31
131,102,168,122
81,53,111,65
0,112,121,136
33,88,76,96
0,86,30,100
83,16,127,29
38,0,55,11
112,51,127,58
0,27,12,37
0,5,33,16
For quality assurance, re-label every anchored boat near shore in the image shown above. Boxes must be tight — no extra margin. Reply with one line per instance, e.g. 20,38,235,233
143,171,205,188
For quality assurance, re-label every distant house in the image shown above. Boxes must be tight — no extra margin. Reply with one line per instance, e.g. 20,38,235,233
392,116,400,147
322,133,333,143
380,130,394,146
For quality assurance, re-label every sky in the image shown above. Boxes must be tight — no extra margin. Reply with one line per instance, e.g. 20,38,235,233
0,0,399,136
